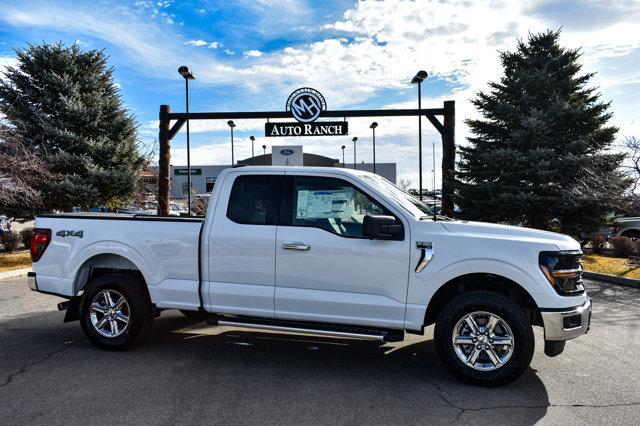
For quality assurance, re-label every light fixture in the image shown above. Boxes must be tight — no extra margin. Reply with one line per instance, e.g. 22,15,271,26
352,136,358,170
411,70,428,200
178,66,196,215
227,120,236,166
249,136,256,165
370,122,378,174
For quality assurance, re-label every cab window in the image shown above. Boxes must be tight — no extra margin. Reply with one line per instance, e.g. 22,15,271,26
288,176,394,238
227,175,279,225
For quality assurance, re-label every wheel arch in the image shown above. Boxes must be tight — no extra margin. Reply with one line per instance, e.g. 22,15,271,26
423,272,542,328
620,228,640,238
70,246,151,296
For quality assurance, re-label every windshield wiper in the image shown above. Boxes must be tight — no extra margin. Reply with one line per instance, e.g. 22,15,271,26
420,214,454,221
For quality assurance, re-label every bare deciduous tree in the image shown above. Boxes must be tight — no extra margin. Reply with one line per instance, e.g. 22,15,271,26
190,189,209,216
398,178,411,191
621,136,640,215
623,136,640,191
0,123,50,217
131,140,158,208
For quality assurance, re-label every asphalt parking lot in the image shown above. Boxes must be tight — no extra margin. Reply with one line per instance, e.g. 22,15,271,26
1,277,639,424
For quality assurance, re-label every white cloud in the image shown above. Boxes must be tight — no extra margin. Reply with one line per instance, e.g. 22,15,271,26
185,39,219,49
0,56,18,81
186,39,208,47
243,49,263,58
146,118,265,135
3,0,639,187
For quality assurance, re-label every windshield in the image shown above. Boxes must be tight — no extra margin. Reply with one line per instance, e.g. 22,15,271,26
360,174,434,219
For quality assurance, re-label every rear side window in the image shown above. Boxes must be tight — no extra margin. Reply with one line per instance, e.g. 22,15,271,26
227,175,279,225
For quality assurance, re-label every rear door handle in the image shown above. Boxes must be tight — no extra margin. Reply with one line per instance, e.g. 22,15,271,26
282,243,310,251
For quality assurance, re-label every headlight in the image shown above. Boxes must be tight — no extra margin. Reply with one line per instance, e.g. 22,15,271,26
539,251,584,295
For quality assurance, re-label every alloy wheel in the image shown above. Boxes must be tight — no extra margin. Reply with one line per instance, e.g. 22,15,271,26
451,311,514,371
89,289,130,338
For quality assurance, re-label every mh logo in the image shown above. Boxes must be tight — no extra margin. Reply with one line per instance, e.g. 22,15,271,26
286,88,326,123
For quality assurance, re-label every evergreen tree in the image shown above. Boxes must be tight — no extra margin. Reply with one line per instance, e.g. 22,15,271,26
0,42,143,212
457,30,631,234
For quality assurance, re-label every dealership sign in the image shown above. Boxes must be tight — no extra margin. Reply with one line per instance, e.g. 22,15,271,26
266,121,348,137
174,168,202,176
265,87,348,137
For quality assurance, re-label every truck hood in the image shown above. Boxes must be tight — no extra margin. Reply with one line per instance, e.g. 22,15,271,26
438,220,580,251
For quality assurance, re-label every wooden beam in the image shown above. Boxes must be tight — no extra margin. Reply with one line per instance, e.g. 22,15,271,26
167,118,186,141
425,113,445,135
166,107,447,121
158,105,171,216
440,101,456,217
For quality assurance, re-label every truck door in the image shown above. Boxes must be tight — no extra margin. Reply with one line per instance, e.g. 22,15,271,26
208,172,284,317
275,174,410,329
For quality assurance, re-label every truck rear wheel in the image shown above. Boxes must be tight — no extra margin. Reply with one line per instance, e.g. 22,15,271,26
79,273,154,351
434,290,534,386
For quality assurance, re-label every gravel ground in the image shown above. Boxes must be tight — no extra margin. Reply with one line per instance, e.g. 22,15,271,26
0,277,639,424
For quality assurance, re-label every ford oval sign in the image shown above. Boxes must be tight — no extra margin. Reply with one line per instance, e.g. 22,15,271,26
280,149,295,155
286,88,326,123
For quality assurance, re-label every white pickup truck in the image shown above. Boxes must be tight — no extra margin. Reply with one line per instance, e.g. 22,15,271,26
29,166,591,386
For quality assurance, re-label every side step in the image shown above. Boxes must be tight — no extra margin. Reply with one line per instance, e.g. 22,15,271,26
208,316,404,342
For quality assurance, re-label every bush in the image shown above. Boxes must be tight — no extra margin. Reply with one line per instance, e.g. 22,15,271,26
19,227,34,249
0,231,20,252
591,235,607,254
611,236,635,258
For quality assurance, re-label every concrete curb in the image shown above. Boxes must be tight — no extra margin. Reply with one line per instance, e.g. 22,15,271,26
0,267,32,281
583,271,640,289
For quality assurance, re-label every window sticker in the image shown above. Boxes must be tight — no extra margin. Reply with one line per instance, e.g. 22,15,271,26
296,188,353,219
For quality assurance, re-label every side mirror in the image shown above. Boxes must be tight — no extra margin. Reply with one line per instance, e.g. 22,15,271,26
363,215,403,240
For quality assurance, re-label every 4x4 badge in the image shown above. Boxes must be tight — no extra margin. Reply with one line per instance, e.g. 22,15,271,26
56,230,83,238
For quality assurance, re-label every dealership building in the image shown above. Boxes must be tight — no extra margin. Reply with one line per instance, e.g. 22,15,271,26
169,145,396,199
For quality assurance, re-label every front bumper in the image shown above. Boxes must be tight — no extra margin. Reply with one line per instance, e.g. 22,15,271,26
540,298,592,341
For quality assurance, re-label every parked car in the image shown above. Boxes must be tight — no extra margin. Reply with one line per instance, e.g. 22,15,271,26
169,203,188,216
613,216,640,239
28,166,590,386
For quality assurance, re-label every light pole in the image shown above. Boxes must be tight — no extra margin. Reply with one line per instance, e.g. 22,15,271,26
341,145,345,166
178,66,195,216
352,137,358,170
262,144,266,165
250,136,255,165
412,70,428,200
370,122,378,174
227,120,236,166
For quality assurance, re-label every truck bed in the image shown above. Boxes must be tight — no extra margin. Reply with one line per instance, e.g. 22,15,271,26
33,213,204,310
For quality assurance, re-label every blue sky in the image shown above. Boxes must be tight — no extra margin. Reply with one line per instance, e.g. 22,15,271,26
1,0,639,187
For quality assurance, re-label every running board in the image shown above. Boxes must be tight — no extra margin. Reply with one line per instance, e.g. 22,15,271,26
211,317,404,342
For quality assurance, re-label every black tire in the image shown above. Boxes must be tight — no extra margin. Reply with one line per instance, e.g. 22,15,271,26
179,309,210,321
79,273,154,351
434,290,534,387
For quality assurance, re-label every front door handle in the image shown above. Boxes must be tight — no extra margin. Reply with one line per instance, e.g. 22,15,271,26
282,243,310,251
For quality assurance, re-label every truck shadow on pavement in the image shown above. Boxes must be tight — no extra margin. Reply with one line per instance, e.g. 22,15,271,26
0,310,550,424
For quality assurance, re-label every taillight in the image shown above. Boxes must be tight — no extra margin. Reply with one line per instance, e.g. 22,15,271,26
31,228,51,262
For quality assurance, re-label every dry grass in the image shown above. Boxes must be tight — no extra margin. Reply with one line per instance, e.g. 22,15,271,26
582,254,640,279
0,250,32,272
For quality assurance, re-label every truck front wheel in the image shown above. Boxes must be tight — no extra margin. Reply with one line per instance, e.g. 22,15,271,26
79,273,154,351
434,290,534,386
